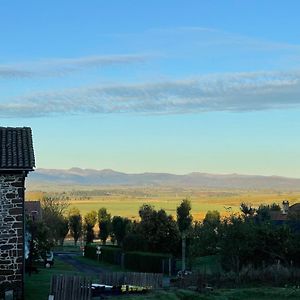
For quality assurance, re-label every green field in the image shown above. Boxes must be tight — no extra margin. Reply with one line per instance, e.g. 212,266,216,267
26,187,300,220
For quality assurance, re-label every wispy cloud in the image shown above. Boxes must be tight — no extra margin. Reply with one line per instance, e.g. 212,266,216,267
1,70,300,117
0,54,149,78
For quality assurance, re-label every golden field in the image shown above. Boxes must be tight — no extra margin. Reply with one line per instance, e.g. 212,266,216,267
25,186,300,220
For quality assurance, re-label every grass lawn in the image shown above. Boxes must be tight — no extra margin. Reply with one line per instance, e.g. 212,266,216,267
24,257,83,300
121,287,300,300
25,255,300,299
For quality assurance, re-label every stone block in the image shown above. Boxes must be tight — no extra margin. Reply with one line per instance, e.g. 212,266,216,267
0,244,14,251
9,208,22,215
12,222,22,229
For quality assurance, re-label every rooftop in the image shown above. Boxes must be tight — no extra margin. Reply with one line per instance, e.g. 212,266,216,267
0,127,35,170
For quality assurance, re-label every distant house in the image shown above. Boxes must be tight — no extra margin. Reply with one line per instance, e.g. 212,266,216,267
270,200,300,224
25,201,42,221
0,127,35,300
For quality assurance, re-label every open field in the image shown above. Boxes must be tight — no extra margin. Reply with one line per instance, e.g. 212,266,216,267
26,187,300,220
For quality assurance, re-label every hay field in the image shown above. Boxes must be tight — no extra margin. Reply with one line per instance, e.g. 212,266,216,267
26,187,300,220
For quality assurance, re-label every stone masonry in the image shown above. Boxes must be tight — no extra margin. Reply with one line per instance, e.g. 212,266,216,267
0,173,25,299
0,127,35,299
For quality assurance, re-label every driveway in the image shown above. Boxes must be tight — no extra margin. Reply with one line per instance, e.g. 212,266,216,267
55,252,106,275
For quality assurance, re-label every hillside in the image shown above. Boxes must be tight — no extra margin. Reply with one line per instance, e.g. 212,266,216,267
27,168,300,190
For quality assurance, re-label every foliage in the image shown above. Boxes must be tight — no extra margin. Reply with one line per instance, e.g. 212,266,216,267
124,251,172,273
240,202,255,218
84,210,97,244
84,244,122,264
218,215,256,274
176,199,193,233
84,244,172,274
122,233,147,252
138,204,180,254
190,221,219,257
203,210,221,227
111,216,131,246
26,218,53,260
68,207,83,246
98,207,111,245
41,195,70,215
56,216,69,246
41,196,70,245
177,199,193,271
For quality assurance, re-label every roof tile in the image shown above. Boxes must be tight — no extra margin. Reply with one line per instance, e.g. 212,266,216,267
0,127,35,170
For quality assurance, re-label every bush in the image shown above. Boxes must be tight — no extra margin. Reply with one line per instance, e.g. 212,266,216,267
122,233,147,251
84,244,122,264
84,244,98,260
84,244,173,274
124,251,172,274
101,246,122,265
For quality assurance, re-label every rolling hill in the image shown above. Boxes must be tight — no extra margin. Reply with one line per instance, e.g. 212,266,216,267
27,168,300,190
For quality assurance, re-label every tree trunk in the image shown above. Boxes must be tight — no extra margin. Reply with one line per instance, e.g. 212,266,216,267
182,232,186,271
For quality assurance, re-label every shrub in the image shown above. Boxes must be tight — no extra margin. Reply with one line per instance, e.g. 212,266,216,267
84,245,173,274
124,251,172,274
84,244,122,264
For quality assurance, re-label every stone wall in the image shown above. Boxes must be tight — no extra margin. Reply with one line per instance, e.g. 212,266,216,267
0,172,25,299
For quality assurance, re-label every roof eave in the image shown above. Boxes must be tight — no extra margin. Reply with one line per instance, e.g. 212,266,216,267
0,168,35,172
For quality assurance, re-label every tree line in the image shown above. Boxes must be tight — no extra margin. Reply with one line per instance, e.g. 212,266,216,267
26,196,300,274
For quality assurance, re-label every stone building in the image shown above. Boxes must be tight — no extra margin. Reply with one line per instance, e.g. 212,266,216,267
0,127,35,299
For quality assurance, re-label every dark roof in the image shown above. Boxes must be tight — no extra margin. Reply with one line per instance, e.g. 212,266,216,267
0,127,35,170
269,211,288,221
290,203,300,212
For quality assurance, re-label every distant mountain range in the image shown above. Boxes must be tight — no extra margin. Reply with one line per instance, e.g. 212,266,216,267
26,168,300,190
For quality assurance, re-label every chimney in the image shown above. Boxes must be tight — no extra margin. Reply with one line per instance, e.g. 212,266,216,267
282,200,289,214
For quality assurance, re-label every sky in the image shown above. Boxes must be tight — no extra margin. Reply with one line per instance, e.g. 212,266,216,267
1,0,300,177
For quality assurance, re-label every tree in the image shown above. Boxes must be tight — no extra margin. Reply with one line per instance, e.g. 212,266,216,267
177,199,193,271
26,218,53,260
240,203,255,218
218,215,256,280
203,210,221,227
41,196,70,245
190,210,221,258
84,210,97,244
56,216,69,246
111,216,131,246
123,233,147,251
68,208,82,246
137,205,180,254
25,217,53,274
41,195,70,215
98,208,111,245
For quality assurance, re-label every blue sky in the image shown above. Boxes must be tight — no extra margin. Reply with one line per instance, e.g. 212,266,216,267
1,1,300,177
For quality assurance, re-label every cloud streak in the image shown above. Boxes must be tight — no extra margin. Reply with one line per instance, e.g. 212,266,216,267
0,54,149,78
1,70,300,117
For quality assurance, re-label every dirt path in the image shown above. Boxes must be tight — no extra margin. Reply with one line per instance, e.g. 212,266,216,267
55,252,106,275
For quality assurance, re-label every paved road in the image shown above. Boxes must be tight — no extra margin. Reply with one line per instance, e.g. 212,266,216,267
55,252,106,275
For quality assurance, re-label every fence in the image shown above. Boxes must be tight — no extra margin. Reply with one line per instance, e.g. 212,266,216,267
99,272,163,289
49,275,92,300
